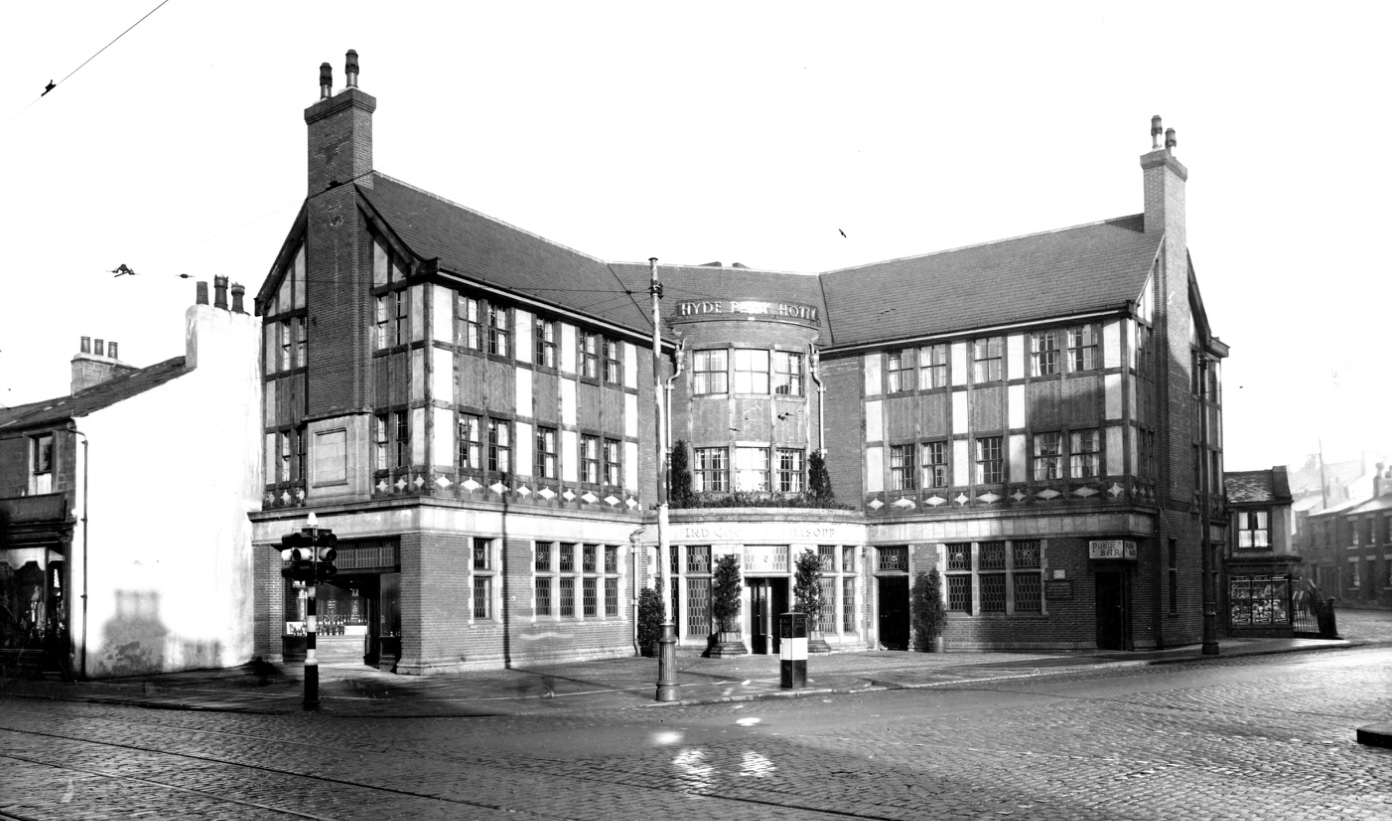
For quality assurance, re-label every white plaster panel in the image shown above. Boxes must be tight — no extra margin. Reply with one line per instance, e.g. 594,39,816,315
265,433,276,484
865,447,883,493
951,342,967,387
1107,425,1124,476
1008,383,1025,429
1129,428,1139,477
560,377,577,426
264,379,276,427
1007,334,1024,380
432,407,454,468
625,393,638,438
515,367,533,418
432,285,453,343
1128,376,1137,421
952,390,968,435
863,354,882,397
432,347,453,402
264,323,276,375
515,421,533,478
624,342,638,389
411,407,426,465
561,429,578,482
373,239,388,287
293,246,306,309
953,439,970,487
410,286,425,342
1104,373,1122,419
560,324,577,374
411,349,424,402
865,399,883,443
1126,318,1137,369
514,309,532,364
1103,320,1121,369
625,441,639,490
1009,434,1026,481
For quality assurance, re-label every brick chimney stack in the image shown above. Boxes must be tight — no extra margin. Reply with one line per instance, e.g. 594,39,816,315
72,336,138,394
302,49,376,418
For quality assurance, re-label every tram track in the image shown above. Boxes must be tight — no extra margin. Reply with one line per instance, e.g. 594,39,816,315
0,709,900,821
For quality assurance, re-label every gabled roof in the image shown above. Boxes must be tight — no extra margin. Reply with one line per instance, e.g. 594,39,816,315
1348,495,1391,515
1225,466,1292,505
818,215,1157,347
358,175,656,336
0,357,187,433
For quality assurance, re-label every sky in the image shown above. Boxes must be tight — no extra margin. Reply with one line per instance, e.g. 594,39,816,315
1,1,1389,473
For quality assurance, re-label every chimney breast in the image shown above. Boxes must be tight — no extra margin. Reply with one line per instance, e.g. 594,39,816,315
214,276,229,309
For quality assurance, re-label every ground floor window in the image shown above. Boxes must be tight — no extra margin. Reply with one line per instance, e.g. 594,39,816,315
945,539,1045,615
534,541,622,620
1229,575,1290,626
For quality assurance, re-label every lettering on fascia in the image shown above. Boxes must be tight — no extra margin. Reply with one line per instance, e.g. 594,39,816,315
674,300,820,325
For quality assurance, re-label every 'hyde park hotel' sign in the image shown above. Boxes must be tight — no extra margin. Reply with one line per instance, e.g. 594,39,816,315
672,300,820,327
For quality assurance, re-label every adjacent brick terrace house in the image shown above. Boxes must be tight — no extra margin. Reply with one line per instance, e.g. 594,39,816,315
250,53,1229,673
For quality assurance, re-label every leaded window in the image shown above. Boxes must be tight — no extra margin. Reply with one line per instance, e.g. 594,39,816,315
972,337,1003,383
1068,326,1097,372
732,349,770,394
459,414,481,470
891,444,916,491
976,436,1003,484
919,343,947,389
773,351,804,395
1033,432,1062,481
694,447,728,492
580,435,599,484
777,448,804,492
693,350,728,394
921,441,948,488
1070,429,1099,478
1031,331,1059,376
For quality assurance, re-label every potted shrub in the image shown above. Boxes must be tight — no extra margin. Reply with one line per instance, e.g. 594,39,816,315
707,554,747,656
637,587,664,657
912,569,948,652
793,549,833,653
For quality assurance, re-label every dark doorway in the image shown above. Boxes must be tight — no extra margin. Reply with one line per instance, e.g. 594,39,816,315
1095,570,1130,650
877,576,910,650
749,578,788,655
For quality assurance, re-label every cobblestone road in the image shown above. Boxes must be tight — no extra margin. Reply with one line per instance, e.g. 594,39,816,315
1,647,1387,820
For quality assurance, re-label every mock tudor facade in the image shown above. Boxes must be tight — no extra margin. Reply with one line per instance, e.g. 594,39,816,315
249,53,1229,673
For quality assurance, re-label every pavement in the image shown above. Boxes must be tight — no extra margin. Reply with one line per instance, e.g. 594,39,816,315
0,633,1380,728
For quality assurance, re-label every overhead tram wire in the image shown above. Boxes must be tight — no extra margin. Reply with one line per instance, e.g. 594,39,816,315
2,0,174,131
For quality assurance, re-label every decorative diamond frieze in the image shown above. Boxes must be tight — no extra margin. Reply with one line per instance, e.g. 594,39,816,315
280,490,292,505
538,487,556,501
625,496,639,510
604,495,620,507
954,493,970,506
562,489,576,502
462,478,481,492
1073,486,1099,498
892,497,916,510
1010,490,1027,503
977,492,1001,504
375,479,389,494
926,495,947,507
435,475,452,489
394,477,408,491
1108,482,1124,498
412,475,426,490
867,499,884,511
489,481,507,495
1036,488,1061,500
516,485,532,498
581,491,598,504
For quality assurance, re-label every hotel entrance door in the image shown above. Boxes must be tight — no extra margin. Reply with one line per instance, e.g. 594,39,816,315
748,578,788,655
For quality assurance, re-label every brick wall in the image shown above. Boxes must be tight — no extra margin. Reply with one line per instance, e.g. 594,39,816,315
252,545,284,659
821,354,864,504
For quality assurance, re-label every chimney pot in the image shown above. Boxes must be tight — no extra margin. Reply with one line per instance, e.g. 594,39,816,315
231,283,246,314
81,336,91,354
94,339,105,357
196,281,209,305
108,341,118,360
345,49,359,89
1165,127,1177,150
213,275,229,309
1151,115,1163,149
319,62,332,99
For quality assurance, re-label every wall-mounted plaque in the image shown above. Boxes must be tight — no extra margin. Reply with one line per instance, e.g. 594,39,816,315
1044,580,1074,601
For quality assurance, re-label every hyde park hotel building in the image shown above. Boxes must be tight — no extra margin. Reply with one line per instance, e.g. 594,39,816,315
250,53,1228,674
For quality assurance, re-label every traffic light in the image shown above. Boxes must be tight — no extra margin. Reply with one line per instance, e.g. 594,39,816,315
317,533,338,581
280,532,315,581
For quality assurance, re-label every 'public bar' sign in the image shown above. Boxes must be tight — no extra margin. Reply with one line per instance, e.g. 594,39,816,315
1088,539,1138,560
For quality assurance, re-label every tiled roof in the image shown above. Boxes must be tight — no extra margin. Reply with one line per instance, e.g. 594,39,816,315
0,357,188,432
818,216,1158,347
359,175,655,336
1225,467,1293,505
1348,495,1391,515
360,174,1161,348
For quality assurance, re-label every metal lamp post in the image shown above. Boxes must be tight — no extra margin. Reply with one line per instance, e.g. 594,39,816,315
650,257,680,702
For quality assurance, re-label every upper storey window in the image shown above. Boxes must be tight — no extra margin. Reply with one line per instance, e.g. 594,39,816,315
1030,331,1059,377
887,350,913,392
488,305,510,357
972,337,1003,384
773,351,804,396
582,333,600,378
1238,510,1270,549
1067,326,1097,372
460,296,483,350
732,349,770,393
603,338,621,384
693,350,728,395
535,317,557,368
919,344,947,389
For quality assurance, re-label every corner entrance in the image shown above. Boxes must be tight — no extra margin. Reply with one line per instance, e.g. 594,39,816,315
1095,570,1131,650
748,578,788,655
877,576,910,650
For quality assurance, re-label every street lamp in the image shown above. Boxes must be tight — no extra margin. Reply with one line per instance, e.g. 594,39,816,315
650,257,679,702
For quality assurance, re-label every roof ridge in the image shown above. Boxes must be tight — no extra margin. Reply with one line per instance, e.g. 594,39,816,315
820,213,1146,276
371,172,609,266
